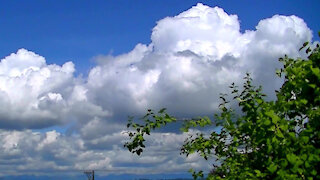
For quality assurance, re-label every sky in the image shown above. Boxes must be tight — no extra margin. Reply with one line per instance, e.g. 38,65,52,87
0,0,319,179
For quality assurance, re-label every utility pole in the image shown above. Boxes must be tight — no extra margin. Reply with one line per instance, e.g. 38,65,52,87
84,170,94,180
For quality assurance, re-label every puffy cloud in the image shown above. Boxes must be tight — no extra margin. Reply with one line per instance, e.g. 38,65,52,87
0,4,312,130
0,49,109,129
0,3,315,177
151,3,244,58
86,3,312,118
0,49,75,129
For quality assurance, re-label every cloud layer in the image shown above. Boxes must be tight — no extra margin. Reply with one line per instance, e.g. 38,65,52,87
0,3,313,177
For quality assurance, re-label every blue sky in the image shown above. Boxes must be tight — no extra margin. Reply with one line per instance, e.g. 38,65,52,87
1,0,319,74
0,1,319,179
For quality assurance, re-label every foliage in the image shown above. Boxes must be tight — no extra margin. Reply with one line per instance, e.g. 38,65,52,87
124,108,176,155
124,39,320,179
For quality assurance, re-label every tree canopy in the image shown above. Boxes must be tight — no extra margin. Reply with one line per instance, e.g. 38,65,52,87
124,37,320,179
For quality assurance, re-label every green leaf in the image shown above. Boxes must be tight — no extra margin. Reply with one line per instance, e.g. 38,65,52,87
306,47,312,53
138,135,144,141
276,69,281,76
288,132,296,139
180,127,188,132
301,136,309,143
254,169,263,177
281,159,288,167
265,110,280,123
299,42,309,51
158,108,166,113
287,154,297,164
267,163,277,173
264,119,271,126
300,99,308,105
301,154,307,161
305,161,310,168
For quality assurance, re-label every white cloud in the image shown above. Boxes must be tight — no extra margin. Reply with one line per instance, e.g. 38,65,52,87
0,3,314,177
152,3,244,59
0,49,75,129
0,49,109,129
86,4,311,118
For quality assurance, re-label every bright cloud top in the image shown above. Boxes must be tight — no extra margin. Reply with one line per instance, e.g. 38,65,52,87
0,3,313,176
152,4,243,58
0,49,75,129
0,49,108,130
87,3,311,118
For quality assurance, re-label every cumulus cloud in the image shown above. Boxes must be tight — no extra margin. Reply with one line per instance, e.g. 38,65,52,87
0,49,109,129
0,49,74,129
86,3,312,118
152,4,244,58
0,3,314,177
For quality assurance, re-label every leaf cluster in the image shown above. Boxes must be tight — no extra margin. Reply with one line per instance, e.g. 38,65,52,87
124,108,176,155
124,38,320,179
